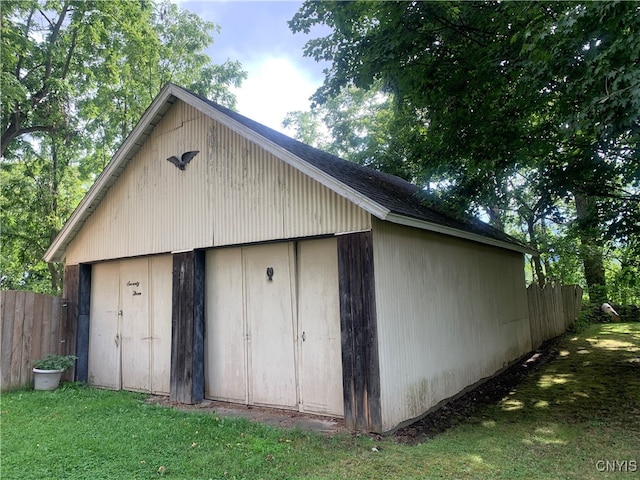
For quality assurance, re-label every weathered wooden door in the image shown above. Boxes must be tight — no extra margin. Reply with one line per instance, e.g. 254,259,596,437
205,239,344,416
88,261,120,389
297,238,344,416
244,243,298,408
88,256,171,393
120,257,150,392
205,248,246,403
150,255,173,395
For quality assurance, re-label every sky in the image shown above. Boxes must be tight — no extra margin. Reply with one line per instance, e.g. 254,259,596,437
178,1,330,134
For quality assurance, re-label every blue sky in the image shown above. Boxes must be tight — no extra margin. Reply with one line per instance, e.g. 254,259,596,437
178,1,330,133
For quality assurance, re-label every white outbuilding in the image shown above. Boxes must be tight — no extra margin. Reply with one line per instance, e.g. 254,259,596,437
45,83,532,432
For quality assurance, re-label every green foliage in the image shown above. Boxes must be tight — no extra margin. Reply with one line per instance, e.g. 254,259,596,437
290,1,640,301
33,354,77,371
607,239,640,305
284,82,416,180
1,137,83,292
0,0,246,293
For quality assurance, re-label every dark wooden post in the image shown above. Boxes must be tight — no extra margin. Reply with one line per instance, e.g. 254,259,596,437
75,264,91,383
62,264,78,381
170,250,205,404
337,231,382,432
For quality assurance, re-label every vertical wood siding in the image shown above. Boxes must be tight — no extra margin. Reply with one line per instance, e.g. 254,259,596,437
528,283,583,348
372,220,531,432
1,291,68,391
65,101,370,264
170,250,205,404
337,232,382,432
63,264,80,381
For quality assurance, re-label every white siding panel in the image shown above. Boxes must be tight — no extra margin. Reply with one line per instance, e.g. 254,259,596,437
66,101,370,265
66,102,214,264
283,167,370,238
372,219,531,431
210,129,286,246
150,255,173,395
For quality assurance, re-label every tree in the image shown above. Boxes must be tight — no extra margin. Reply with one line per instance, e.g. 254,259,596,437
290,1,640,303
1,0,246,293
284,82,418,179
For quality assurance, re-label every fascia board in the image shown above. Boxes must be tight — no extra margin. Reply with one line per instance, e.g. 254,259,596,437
385,213,536,255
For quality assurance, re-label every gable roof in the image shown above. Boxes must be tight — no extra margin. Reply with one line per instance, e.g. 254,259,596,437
44,83,531,263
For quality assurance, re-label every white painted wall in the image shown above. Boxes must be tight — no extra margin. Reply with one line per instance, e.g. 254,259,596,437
372,220,531,431
65,101,370,264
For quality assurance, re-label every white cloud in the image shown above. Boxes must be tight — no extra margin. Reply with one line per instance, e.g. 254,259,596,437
231,57,318,134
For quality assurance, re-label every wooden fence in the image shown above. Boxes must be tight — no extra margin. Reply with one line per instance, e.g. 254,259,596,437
1,290,71,391
527,283,583,349
1,283,584,391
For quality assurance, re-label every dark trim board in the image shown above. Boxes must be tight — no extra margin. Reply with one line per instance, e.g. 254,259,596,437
170,250,205,404
72,263,91,383
337,231,382,432
62,264,79,380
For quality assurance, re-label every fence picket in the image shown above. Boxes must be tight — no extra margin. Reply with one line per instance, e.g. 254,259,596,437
1,292,16,389
527,284,583,348
1,291,68,391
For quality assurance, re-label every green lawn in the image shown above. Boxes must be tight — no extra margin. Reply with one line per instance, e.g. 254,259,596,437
2,323,639,479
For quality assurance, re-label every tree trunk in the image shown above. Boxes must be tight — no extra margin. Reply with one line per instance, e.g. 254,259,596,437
487,206,504,231
48,262,62,295
525,213,546,287
575,193,607,305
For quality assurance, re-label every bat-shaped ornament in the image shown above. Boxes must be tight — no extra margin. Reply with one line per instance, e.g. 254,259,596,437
167,150,199,170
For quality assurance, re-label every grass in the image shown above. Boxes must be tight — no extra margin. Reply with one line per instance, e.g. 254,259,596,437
2,323,639,479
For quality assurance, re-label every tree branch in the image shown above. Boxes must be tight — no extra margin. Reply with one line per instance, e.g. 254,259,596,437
44,1,71,80
61,26,78,79
1,125,54,157
16,7,37,80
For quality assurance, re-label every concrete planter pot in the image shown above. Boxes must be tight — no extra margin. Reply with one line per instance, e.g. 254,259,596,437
33,368,65,391
31,354,76,390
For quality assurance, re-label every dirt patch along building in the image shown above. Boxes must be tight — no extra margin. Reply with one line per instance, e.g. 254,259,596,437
45,83,533,433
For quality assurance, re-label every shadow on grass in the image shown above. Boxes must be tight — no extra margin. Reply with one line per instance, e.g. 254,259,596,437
395,322,640,448
496,323,640,425
326,325,640,479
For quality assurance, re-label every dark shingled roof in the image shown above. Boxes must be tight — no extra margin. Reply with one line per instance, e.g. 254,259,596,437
183,86,528,251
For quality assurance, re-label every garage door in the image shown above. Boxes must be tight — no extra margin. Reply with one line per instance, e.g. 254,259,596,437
88,255,172,394
205,238,344,416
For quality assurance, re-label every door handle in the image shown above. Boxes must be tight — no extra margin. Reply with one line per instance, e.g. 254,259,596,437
302,331,306,342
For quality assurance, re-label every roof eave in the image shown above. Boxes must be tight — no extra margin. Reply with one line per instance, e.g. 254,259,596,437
384,213,536,255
